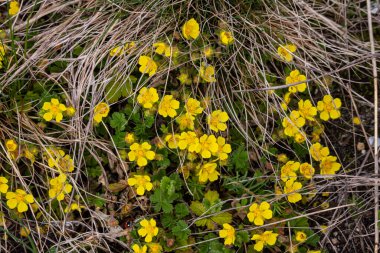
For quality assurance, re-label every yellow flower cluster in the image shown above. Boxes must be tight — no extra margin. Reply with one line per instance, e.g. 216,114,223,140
42,98,67,122
109,42,136,57
247,201,273,225
6,189,34,213
128,142,155,167
219,223,236,245
93,102,110,123
286,70,307,93
138,218,159,242
9,1,20,16
127,175,153,195
251,230,278,252
0,44,6,69
317,95,342,121
277,44,297,62
309,142,341,175
48,174,73,201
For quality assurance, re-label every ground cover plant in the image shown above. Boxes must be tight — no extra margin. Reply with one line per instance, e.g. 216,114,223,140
0,0,379,252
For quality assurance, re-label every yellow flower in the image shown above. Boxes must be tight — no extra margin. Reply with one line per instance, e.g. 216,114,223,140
298,99,317,121
284,180,302,203
309,142,330,162
208,110,229,132
65,203,85,213
93,102,110,123
158,95,180,118
128,142,155,167
5,139,17,152
20,227,30,237
320,156,341,175
198,162,219,183
137,87,159,109
353,116,361,125
299,163,315,179
148,243,162,253
165,134,180,149
277,153,289,163
286,70,307,93
176,113,195,130
48,174,73,201
185,98,203,116
65,106,76,117
178,131,200,152
45,147,65,168
109,46,124,57
219,223,236,245
153,42,171,57
182,18,200,40
307,251,321,253
177,73,192,85
282,110,305,137
199,64,216,83
0,177,9,194
125,133,135,145
128,175,153,195
9,1,20,16
247,201,273,226
281,92,292,110
294,131,306,144
132,244,147,253
317,95,342,121
198,134,218,158
124,41,136,52
138,55,158,76
277,44,297,62
203,46,214,58
295,231,307,243
219,31,234,45
251,231,278,252
6,189,34,213
281,161,300,182
56,154,75,173
212,136,231,160
138,218,159,242
42,98,67,122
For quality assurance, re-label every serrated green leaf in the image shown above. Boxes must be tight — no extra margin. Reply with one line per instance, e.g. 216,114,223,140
175,203,190,219
210,212,232,225
110,112,127,131
204,190,219,205
190,201,206,216
105,76,135,103
172,220,190,240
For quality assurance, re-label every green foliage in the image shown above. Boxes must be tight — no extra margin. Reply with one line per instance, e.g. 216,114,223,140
190,190,232,229
110,112,127,132
171,220,190,240
230,146,249,174
150,174,182,213
105,75,136,103
198,234,233,253
175,203,190,219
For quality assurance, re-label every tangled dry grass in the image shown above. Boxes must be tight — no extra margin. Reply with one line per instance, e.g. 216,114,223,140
0,0,379,252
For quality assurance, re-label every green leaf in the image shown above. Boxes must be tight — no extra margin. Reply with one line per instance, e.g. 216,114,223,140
230,146,249,173
190,201,206,216
171,220,190,241
175,203,190,219
210,212,232,225
110,112,127,131
112,131,126,148
105,76,136,103
87,166,102,178
204,191,219,205
87,195,106,208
